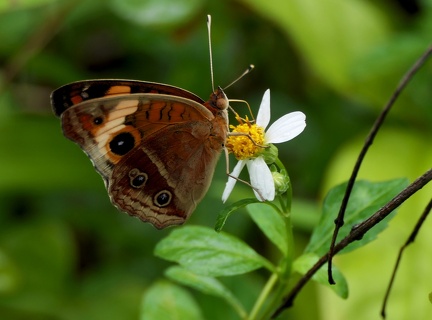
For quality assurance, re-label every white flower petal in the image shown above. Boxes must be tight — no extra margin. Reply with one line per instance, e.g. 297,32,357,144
247,157,275,201
265,111,306,144
256,89,271,129
222,160,246,203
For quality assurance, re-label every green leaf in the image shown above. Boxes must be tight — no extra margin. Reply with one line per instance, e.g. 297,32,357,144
155,226,274,276
0,249,19,294
305,178,409,256
0,0,56,13
165,266,247,318
0,222,74,293
246,203,288,255
293,253,348,298
215,198,259,232
141,281,202,320
0,116,103,191
109,0,204,27
239,0,390,93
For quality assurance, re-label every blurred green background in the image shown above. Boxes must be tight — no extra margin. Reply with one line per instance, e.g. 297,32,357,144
0,0,431,319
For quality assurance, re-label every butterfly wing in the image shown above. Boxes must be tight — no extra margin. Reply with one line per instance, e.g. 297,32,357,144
51,79,205,117
59,93,226,228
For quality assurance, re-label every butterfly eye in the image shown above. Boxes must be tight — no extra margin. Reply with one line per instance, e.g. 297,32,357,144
109,132,135,155
154,191,172,207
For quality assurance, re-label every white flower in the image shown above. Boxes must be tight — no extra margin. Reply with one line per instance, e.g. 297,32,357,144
222,89,306,202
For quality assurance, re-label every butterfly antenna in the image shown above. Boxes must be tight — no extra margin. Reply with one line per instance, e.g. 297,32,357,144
223,64,255,90
207,15,215,92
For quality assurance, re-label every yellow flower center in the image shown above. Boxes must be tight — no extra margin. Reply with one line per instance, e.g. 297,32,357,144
226,120,265,160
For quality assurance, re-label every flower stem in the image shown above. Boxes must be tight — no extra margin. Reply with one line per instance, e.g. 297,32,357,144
259,158,295,317
248,273,279,320
248,158,296,318
260,203,295,318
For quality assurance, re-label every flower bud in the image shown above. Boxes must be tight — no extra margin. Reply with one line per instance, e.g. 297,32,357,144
272,169,290,194
261,144,278,164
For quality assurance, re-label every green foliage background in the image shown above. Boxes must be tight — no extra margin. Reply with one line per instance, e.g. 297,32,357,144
0,0,431,319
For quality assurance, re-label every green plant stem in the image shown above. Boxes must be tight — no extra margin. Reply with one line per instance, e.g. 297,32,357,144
253,158,295,318
260,202,295,319
229,298,249,320
248,273,279,320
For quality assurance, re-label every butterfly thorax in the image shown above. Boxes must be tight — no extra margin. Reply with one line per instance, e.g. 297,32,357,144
204,87,229,150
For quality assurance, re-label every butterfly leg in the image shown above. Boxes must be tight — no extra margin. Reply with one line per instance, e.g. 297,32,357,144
228,100,255,122
227,132,269,149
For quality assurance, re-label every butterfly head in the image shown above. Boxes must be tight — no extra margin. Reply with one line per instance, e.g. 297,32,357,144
210,86,229,111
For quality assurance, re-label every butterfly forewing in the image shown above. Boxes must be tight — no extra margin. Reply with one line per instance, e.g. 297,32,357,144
51,80,205,117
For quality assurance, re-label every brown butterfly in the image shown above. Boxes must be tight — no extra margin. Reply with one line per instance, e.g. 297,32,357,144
51,79,229,229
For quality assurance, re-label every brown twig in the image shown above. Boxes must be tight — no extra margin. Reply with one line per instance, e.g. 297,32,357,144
1,0,78,92
380,197,432,318
272,168,432,318
327,44,432,284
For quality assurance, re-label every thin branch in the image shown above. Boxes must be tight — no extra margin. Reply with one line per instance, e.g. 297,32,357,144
327,44,432,284
272,168,432,318
0,0,78,92
380,197,432,318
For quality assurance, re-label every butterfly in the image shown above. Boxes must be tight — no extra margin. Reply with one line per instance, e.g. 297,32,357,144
50,79,229,229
